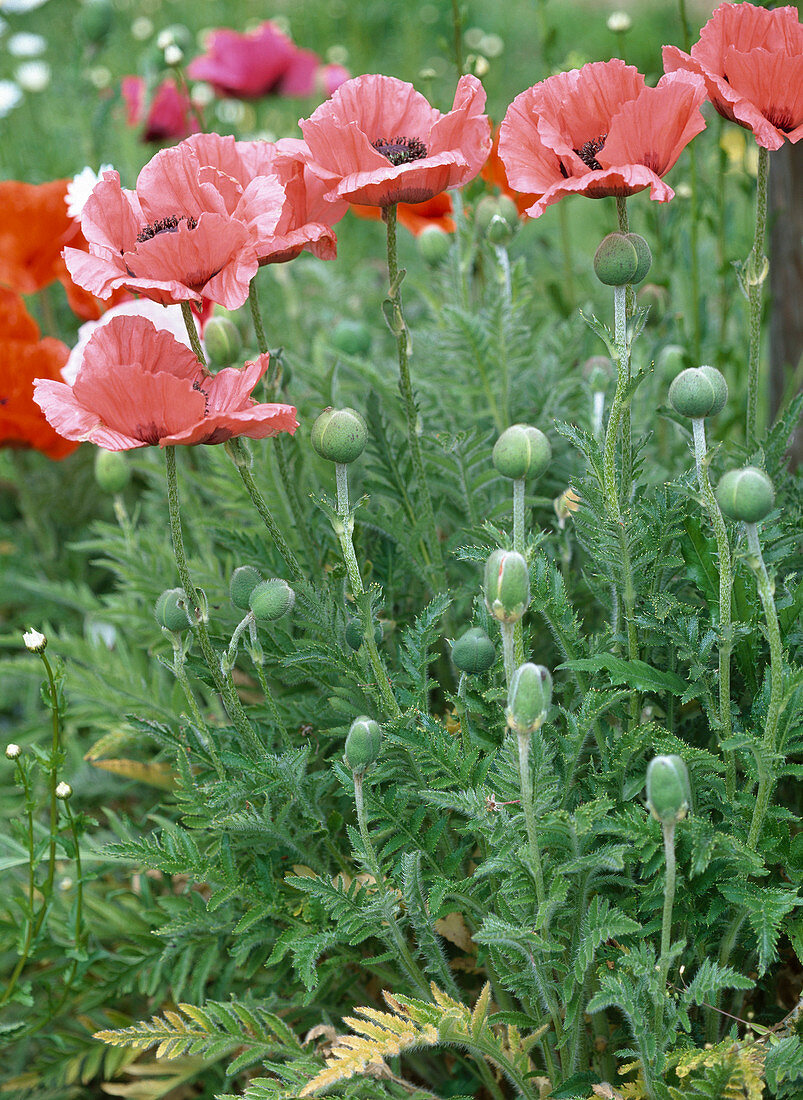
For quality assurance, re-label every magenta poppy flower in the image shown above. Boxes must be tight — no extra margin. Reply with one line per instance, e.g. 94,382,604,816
663,2,803,151
499,60,707,218
63,141,287,310
33,315,297,450
300,73,492,207
121,76,200,144
181,132,347,264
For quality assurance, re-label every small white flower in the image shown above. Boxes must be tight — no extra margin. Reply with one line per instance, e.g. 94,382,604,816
23,629,47,653
15,61,50,92
156,28,175,49
0,80,22,118
607,11,633,33
55,781,73,800
66,164,114,221
131,16,153,41
7,32,47,57
190,81,214,108
5,744,22,760
164,43,183,66
1,0,51,11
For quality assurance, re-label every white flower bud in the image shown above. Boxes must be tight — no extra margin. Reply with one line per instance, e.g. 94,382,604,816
164,43,183,66
23,629,47,653
607,11,632,32
55,781,72,800
5,743,22,760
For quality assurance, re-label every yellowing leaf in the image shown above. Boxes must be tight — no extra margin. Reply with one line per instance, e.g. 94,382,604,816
87,759,176,791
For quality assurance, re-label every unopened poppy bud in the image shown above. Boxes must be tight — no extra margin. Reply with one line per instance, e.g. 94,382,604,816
5,743,22,760
418,225,452,266
94,447,130,493
230,565,263,611
345,618,383,651
249,579,295,622
311,407,368,464
55,781,73,800
715,467,775,523
625,233,651,283
492,424,551,480
345,715,382,774
203,316,242,368
668,365,727,419
506,663,552,734
75,0,113,43
451,627,495,675
155,588,190,632
646,755,691,824
593,232,639,286
331,320,372,357
484,549,530,623
23,629,47,653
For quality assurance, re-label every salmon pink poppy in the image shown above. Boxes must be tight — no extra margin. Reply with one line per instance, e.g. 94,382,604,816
0,286,78,460
121,76,200,144
34,315,297,450
300,74,492,207
350,192,454,236
63,141,290,310
499,60,707,217
481,128,539,216
663,2,803,151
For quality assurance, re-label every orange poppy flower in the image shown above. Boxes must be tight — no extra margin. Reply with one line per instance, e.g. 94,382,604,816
663,2,803,151
481,128,539,216
0,286,77,459
350,192,454,236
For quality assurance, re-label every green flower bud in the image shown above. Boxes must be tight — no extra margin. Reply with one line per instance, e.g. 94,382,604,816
625,233,652,283
330,320,372,357
230,565,263,611
310,406,368,464
203,316,242,369
249,579,296,622
345,715,382,774
345,618,383,651
668,365,728,419
155,588,190,632
451,627,496,675
646,754,692,825
492,424,551,480
484,549,530,623
506,663,552,734
418,225,452,266
715,466,775,523
593,232,639,286
94,448,130,494
75,0,113,43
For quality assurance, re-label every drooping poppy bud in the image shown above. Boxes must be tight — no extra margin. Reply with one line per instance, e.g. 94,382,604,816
155,588,191,632
668,365,727,419
451,626,496,675
715,467,775,524
492,424,551,480
506,663,552,734
311,407,368,464
230,565,263,611
249,579,296,622
94,448,130,493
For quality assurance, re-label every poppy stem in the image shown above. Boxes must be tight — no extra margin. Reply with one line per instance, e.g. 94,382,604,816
654,822,677,1039
384,204,447,590
164,445,261,757
179,301,207,368
450,0,465,76
745,146,770,442
691,419,735,797
615,197,633,500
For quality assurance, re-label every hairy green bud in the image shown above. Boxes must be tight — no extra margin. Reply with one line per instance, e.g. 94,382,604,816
715,466,775,523
418,225,452,265
506,663,552,734
230,565,263,611
492,423,551,480
593,232,639,286
625,233,652,284
646,754,692,825
331,320,372,357
451,627,496,675
668,365,728,419
94,447,130,494
155,588,190,632
310,407,368,464
249,579,296,622
345,618,383,651
345,715,382,774
203,316,242,368
484,549,530,623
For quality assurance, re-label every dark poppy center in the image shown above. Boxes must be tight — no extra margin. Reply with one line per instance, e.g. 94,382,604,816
574,134,607,171
372,136,428,166
136,214,198,244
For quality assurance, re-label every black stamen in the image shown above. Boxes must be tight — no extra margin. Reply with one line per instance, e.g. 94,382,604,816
136,214,198,243
574,134,607,171
372,135,428,166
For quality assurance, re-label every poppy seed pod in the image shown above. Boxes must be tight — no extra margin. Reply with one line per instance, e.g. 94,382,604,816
203,316,242,369
94,448,130,494
484,549,530,623
646,754,692,825
230,565,263,611
418,225,452,266
155,587,190,632
625,233,652,283
249,579,295,622
492,424,551,481
506,663,552,734
715,466,775,524
345,715,382,774
310,407,368,464
593,232,639,286
451,626,496,675
668,365,728,419
345,618,383,651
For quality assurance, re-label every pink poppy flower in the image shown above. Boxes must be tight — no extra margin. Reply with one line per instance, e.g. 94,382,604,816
181,132,347,264
300,73,492,207
663,2,803,151
63,141,288,310
121,76,200,144
498,59,707,218
34,315,297,450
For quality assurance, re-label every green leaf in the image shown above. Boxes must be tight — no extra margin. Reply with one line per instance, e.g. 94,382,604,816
559,655,688,696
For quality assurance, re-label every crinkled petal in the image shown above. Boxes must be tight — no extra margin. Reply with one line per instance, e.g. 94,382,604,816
723,47,803,139
136,145,229,222
522,165,673,218
80,315,202,384
160,402,298,446
302,118,389,184
34,377,146,449
427,74,491,185
63,245,130,300
74,358,204,443
79,173,142,253
330,151,467,206
532,60,645,157
499,93,567,195
205,354,269,412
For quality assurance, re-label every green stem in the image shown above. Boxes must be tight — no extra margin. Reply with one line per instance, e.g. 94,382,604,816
746,521,784,849
384,204,446,589
164,446,258,754
334,463,400,719
500,622,516,690
353,773,431,997
602,285,629,519
745,147,770,442
449,0,464,75
655,822,677,1038
512,479,526,666
41,652,61,906
248,281,268,358
0,761,38,1007
615,197,634,500
179,301,206,367
691,419,735,797
558,200,576,307
516,730,545,908
716,117,728,355
171,644,225,778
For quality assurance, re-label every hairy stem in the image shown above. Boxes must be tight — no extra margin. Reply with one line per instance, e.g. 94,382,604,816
745,146,770,442
655,822,677,1038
